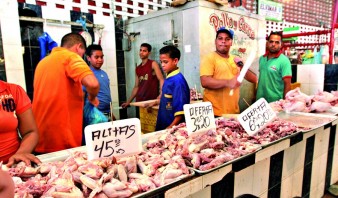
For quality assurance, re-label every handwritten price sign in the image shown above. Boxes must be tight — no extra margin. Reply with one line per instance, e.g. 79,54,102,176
84,118,142,160
184,102,216,136
238,98,276,136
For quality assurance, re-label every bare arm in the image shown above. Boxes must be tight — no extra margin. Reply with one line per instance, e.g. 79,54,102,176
7,108,41,167
167,115,184,129
200,75,240,90
82,74,100,106
121,72,139,108
152,61,164,98
283,77,292,99
244,69,258,84
0,170,14,197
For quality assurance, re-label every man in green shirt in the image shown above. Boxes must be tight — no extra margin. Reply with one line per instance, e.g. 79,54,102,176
256,31,292,103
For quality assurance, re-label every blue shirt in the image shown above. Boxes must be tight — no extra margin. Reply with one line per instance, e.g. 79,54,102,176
84,66,112,113
155,69,190,131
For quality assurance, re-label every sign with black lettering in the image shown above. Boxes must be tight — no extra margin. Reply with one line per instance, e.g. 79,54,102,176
184,102,216,136
238,98,276,136
84,118,142,160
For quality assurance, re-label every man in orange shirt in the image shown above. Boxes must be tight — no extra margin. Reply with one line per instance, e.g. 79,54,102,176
33,33,99,154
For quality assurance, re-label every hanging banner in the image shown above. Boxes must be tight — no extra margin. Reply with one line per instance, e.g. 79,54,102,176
258,0,283,22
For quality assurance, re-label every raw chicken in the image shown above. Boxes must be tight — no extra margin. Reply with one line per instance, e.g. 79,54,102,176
283,101,310,113
310,101,332,112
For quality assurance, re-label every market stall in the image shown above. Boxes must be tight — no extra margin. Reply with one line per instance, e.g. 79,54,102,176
6,106,338,197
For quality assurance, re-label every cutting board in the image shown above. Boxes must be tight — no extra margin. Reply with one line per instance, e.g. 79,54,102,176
130,99,158,108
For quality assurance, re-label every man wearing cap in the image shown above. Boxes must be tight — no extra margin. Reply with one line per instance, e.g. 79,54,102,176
200,27,257,116
256,31,292,103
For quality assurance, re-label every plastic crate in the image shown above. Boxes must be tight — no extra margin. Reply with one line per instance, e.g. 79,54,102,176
291,82,301,90
139,107,158,133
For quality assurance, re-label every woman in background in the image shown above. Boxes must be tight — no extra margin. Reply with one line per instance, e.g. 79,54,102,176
0,80,40,167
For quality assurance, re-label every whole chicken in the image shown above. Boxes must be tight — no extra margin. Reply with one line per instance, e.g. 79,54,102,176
285,87,312,105
283,101,310,113
310,101,332,112
313,90,338,103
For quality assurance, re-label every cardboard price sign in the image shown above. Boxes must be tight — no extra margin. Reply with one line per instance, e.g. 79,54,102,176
84,118,142,160
238,98,276,136
184,102,216,136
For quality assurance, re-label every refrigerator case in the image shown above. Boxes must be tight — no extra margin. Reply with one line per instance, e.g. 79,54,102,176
124,0,267,114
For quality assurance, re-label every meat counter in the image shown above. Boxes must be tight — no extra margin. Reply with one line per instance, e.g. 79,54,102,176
163,112,338,198
10,112,338,198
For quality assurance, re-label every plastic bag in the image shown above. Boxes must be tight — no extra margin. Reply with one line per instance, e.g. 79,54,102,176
83,101,108,127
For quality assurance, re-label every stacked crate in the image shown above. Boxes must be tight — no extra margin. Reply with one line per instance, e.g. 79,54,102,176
139,107,158,133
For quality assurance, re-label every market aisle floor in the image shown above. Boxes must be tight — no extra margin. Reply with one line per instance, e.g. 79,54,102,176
323,193,337,198
323,182,338,198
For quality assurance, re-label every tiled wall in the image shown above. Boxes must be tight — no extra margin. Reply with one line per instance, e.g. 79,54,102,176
292,64,338,95
0,0,120,118
0,0,27,90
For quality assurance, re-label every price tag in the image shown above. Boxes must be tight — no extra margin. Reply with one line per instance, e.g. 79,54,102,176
184,102,216,136
84,118,142,160
238,98,276,136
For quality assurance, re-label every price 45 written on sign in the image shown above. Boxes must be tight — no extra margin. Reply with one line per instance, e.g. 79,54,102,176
84,118,143,160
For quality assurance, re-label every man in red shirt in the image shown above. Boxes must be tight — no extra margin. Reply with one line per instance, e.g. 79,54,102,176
121,43,164,108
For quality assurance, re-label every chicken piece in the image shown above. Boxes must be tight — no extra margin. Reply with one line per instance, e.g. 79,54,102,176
162,168,183,179
39,162,56,174
124,156,137,174
71,171,83,184
9,162,39,177
199,153,234,171
103,165,117,183
80,175,98,190
91,157,113,169
310,101,332,112
78,163,103,179
53,171,74,192
102,184,117,198
188,139,209,153
94,192,109,198
127,179,139,193
285,87,312,105
161,150,173,160
134,177,156,192
170,155,189,174
103,189,133,198
128,172,147,179
190,153,201,169
313,91,337,103
137,159,155,176
117,164,128,182
52,186,84,198
109,178,127,191
283,101,309,113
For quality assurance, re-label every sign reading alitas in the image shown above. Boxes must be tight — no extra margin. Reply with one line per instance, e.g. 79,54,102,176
258,0,283,22
84,118,142,160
